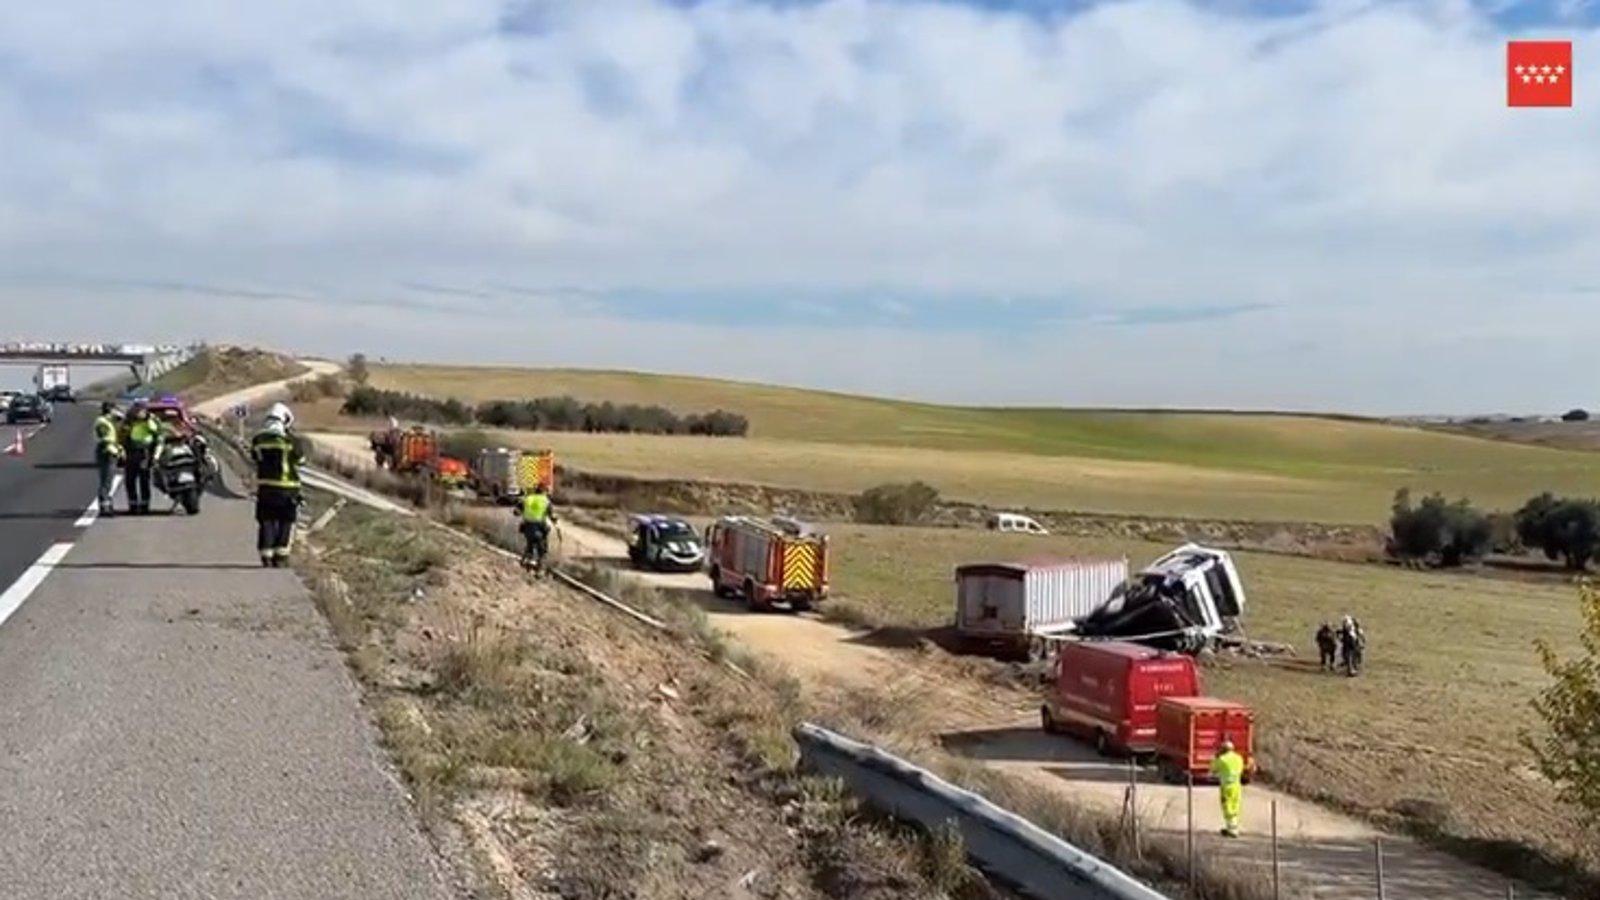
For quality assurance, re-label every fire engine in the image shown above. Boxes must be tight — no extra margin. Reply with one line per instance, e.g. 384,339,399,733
706,516,829,612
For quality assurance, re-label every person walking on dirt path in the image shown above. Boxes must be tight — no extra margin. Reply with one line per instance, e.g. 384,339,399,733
250,403,306,568
120,400,162,515
1211,738,1245,838
93,401,123,516
1315,621,1338,671
514,482,556,571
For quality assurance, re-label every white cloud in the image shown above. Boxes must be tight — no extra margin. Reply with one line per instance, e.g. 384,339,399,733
1,0,1597,413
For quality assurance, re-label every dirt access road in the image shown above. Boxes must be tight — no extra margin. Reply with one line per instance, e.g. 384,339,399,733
193,358,341,419
306,430,1551,899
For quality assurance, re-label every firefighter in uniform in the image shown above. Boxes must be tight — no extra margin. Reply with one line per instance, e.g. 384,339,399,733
120,400,162,515
250,403,305,568
1211,738,1246,838
93,402,123,515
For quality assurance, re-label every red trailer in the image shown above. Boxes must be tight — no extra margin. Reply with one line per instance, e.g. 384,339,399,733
707,516,829,612
1041,641,1200,756
1155,696,1256,784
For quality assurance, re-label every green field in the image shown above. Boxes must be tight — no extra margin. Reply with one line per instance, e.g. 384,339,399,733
368,364,1600,525
824,523,1592,876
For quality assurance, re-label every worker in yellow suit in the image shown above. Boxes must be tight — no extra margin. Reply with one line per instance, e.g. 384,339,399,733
1211,738,1245,838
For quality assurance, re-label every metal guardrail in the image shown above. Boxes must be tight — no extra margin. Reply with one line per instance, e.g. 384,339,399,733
794,724,1170,900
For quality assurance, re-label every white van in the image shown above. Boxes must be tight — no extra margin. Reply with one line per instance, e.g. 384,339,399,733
987,512,1050,535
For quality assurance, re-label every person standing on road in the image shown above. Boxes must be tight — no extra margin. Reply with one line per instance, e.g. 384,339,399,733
250,403,305,568
93,402,123,516
120,400,161,515
1211,738,1246,838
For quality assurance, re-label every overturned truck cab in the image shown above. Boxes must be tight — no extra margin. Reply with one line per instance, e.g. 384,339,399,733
1073,543,1246,653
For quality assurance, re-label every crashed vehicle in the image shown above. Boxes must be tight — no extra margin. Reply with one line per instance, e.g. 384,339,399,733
1073,544,1246,653
627,514,707,573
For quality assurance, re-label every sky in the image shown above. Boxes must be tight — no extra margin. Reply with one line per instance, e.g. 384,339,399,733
2,0,1597,413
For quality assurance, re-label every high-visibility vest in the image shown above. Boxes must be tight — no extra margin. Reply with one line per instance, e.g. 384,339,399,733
519,492,551,523
126,417,161,448
251,431,304,489
94,415,121,451
1211,750,1245,786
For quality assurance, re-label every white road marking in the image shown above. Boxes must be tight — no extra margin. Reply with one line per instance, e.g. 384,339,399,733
0,542,75,631
74,475,123,527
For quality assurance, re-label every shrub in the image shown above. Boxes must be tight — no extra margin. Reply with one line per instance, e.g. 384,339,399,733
1515,493,1600,570
346,387,747,437
854,481,940,525
1523,583,1600,834
341,386,472,425
1387,488,1492,567
438,429,497,462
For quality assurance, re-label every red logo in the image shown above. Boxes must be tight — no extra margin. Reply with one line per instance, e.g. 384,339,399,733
1508,41,1572,107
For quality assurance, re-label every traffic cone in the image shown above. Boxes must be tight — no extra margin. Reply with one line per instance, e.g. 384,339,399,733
4,432,23,456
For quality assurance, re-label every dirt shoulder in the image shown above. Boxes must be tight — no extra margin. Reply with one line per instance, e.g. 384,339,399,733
297,499,1010,900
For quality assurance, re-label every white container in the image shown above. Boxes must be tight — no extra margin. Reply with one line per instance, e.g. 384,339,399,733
955,558,1129,652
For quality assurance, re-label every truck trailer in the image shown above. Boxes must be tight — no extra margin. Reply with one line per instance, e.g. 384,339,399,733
954,558,1129,660
707,516,829,612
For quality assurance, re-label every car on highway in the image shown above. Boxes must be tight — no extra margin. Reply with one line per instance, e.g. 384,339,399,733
6,393,53,425
40,384,75,403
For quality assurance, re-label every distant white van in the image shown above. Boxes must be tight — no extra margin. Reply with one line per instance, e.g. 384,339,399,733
988,512,1050,535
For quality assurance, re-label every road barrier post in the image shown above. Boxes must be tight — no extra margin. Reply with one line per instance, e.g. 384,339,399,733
1186,773,1195,893
1128,758,1141,861
1375,837,1386,900
1271,800,1280,900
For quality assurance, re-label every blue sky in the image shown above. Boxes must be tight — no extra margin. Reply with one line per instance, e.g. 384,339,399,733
2,0,1599,413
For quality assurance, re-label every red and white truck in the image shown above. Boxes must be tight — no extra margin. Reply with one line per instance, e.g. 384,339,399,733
706,516,829,612
1041,640,1200,756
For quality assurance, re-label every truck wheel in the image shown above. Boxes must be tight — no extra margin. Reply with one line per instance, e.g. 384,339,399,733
1040,705,1060,735
1158,757,1181,784
790,597,814,613
1095,730,1113,757
182,490,202,515
743,580,769,612
708,566,726,598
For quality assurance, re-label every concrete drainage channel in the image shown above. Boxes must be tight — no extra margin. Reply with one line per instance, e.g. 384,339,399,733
293,458,1171,900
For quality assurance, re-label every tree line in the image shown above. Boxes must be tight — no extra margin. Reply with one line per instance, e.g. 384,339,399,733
340,386,750,437
1388,487,1600,570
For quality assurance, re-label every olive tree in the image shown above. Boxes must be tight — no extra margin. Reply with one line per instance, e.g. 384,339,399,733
1523,583,1600,833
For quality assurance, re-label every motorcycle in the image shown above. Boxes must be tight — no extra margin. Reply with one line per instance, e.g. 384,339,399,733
154,437,209,515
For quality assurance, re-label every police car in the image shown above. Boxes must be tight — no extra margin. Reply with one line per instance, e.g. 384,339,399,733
626,514,707,573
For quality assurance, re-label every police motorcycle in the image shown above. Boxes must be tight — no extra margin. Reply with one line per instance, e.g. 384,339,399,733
153,433,211,515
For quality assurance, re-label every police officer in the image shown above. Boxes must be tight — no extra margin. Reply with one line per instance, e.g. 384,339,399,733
93,402,123,515
120,400,162,515
250,402,305,568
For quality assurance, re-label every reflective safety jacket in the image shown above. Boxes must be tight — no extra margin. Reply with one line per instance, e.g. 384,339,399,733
519,492,551,523
94,415,123,455
1211,750,1245,787
251,430,305,489
124,416,164,452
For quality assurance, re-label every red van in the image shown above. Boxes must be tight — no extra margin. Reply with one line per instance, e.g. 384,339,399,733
1041,641,1200,756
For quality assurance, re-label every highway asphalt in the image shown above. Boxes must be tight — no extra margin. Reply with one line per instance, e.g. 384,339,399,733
0,405,100,595
0,412,462,898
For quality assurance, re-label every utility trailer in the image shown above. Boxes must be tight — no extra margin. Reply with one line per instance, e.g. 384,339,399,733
707,516,829,612
1155,697,1256,784
954,558,1129,661
1074,544,1246,653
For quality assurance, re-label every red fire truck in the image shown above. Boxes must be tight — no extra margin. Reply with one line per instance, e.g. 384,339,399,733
706,516,829,612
